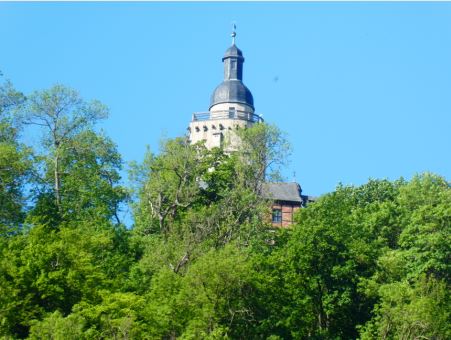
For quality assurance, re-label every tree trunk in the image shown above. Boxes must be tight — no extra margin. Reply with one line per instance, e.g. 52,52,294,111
54,154,61,208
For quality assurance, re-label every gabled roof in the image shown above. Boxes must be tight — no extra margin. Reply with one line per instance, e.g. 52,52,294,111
262,182,303,203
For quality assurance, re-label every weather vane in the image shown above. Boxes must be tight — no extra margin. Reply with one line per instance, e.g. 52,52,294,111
231,22,237,45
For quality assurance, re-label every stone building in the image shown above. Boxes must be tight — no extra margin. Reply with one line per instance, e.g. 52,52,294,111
188,30,315,227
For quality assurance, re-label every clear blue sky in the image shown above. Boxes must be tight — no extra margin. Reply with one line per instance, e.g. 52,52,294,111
1,2,450,200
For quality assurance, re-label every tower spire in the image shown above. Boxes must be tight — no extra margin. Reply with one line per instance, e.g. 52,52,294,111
231,23,236,45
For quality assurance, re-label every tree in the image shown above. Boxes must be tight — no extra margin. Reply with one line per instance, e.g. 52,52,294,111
0,128,31,235
138,245,257,339
21,85,108,208
360,275,450,340
28,310,85,340
0,75,30,235
0,72,25,116
50,129,127,223
131,138,207,236
130,124,287,276
360,174,451,339
235,123,291,191
0,219,133,338
0,83,132,338
265,179,405,338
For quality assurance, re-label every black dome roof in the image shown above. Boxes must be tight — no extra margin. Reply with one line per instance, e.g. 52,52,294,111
210,80,254,110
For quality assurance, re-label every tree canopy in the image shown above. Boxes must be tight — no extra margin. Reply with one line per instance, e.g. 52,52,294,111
0,75,449,339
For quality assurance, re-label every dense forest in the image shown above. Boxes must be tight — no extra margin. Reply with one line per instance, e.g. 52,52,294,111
0,76,449,339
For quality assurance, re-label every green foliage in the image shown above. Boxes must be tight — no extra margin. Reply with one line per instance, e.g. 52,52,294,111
265,180,405,338
397,174,451,281
21,84,108,148
359,173,451,339
19,84,108,209
54,130,127,223
0,77,31,235
0,220,132,338
28,311,85,340
130,127,280,281
131,138,208,236
235,122,291,185
0,74,25,118
359,276,450,340
0,81,133,338
1,76,449,339
176,245,255,338
139,245,257,339
247,175,450,339
69,291,147,339
0,141,31,234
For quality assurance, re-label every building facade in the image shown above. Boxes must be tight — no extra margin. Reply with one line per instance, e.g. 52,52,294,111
262,182,316,228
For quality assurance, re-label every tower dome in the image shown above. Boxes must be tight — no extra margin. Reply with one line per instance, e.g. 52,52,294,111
210,80,254,110
209,32,254,111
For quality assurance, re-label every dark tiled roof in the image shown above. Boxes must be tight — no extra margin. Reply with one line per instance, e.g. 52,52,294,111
210,80,254,109
262,182,303,203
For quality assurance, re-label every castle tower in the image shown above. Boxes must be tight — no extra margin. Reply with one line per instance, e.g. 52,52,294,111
188,28,263,150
